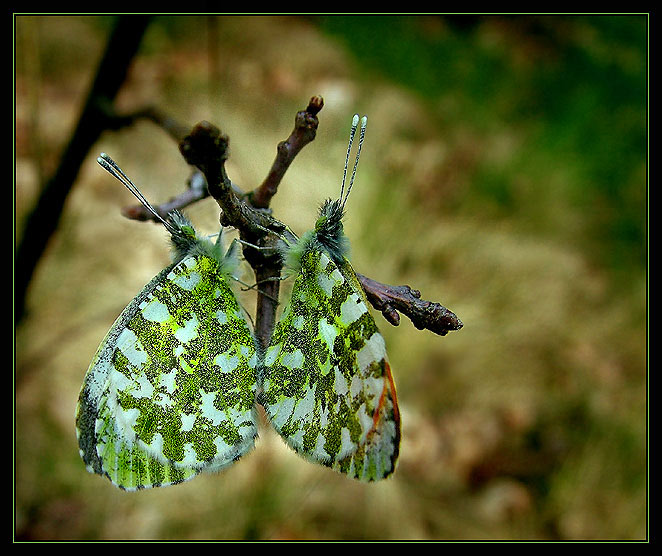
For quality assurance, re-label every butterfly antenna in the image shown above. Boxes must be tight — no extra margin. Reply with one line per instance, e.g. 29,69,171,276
339,114,360,203
97,153,178,235
341,115,367,210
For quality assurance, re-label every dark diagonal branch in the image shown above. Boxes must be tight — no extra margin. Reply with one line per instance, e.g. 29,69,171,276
16,15,151,323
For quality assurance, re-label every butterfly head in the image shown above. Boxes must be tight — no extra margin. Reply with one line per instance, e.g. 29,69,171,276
315,198,344,235
167,210,200,259
166,210,237,275
312,198,349,265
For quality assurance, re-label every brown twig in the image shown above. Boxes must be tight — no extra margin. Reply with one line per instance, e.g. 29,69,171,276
178,121,279,235
357,273,463,336
250,96,324,209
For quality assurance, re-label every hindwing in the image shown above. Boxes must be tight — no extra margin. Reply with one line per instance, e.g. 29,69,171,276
76,253,258,490
262,249,400,481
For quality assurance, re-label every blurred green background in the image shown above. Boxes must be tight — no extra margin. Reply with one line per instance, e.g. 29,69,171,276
15,15,647,540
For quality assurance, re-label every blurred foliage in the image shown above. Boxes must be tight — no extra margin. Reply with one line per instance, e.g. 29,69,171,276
15,15,647,541
320,15,647,275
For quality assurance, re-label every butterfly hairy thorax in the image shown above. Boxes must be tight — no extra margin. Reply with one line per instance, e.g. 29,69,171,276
76,114,400,490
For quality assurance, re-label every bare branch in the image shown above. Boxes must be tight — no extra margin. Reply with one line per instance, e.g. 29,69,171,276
250,96,324,209
357,273,464,336
177,120,279,236
140,106,192,143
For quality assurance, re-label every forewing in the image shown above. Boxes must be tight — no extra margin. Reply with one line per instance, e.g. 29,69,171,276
76,255,258,490
262,250,400,481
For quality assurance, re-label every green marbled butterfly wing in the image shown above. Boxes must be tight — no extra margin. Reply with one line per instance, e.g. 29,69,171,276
262,249,400,481
76,252,258,491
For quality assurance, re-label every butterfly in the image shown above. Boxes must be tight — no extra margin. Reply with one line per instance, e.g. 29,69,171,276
75,153,259,491
77,114,400,490
260,115,401,481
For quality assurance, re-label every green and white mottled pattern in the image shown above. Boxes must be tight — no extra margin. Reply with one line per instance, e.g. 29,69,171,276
262,249,401,481
76,249,258,491
79,125,400,489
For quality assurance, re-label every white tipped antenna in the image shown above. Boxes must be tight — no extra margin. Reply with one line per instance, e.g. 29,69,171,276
339,114,360,203
339,115,367,209
96,153,177,235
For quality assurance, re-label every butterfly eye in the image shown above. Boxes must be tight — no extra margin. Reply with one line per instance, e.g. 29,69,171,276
314,215,328,233
180,224,196,240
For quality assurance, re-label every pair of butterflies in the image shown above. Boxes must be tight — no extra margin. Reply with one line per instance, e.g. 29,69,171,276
75,115,401,490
